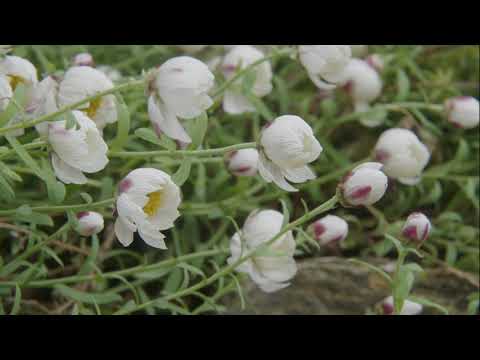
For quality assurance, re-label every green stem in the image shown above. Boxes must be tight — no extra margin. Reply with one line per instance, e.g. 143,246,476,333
0,140,48,160
114,195,338,315
0,198,115,217
109,142,257,159
0,248,227,288
0,79,145,136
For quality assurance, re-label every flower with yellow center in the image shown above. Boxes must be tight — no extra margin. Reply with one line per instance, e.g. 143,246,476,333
57,66,117,131
115,168,182,249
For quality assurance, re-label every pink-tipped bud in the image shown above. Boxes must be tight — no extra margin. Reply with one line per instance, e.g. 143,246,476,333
402,212,431,243
311,215,348,246
76,211,104,236
341,162,388,206
73,53,95,67
444,96,479,129
226,148,259,177
382,296,423,315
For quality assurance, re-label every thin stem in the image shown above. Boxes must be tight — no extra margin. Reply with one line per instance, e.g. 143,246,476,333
114,195,338,315
0,79,145,136
109,142,257,159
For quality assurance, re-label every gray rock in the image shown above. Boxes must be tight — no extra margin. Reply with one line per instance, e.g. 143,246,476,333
223,257,479,315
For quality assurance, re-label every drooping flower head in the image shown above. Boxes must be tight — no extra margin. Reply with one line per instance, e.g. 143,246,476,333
227,209,297,293
48,110,109,184
148,56,214,143
339,162,388,206
298,45,352,90
225,148,259,177
444,96,479,129
76,211,104,236
58,66,117,130
221,45,273,114
258,115,322,192
374,128,430,185
115,168,182,249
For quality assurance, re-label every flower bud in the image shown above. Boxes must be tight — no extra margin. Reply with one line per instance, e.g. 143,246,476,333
311,215,348,246
226,148,259,177
221,45,273,114
402,212,431,243
382,296,423,315
258,115,323,192
298,45,352,90
148,56,214,143
341,59,383,114
73,53,95,67
340,162,388,206
374,128,430,185
76,211,104,236
444,96,479,129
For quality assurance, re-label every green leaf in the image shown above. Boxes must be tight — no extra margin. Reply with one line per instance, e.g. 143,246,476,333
110,95,131,150
176,262,205,278
393,267,415,314
41,158,66,205
0,161,22,182
78,234,99,275
188,112,209,149
0,172,15,202
395,69,411,102
80,192,93,204
279,198,290,228
42,247,64,268
5,136,45,180
10,285,22,315
65,111,77,130
54,284,122,305
445,243,458,266
0,83,27,127
385,233,404,256
135,127,176,150
171,158,192,186
403,263,424,273
13,211,54,227
153,299,191,315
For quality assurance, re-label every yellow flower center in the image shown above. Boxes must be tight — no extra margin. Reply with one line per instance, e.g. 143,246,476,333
143,190,164,217
8,75,25,91
85,97,102,118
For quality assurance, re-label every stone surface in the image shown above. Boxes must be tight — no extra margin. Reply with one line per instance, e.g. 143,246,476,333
224,257,479,315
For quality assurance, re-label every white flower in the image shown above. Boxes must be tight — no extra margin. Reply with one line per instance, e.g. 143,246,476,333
402,212,431,243
57,66,117,130
350,45,368,58
177,45,208,53
340,162,388,206
73,53,95,67
26,76,59,137
48,110,109,185
0,75,13,111
227,209,297,293
343,58,383,107
444,96,479,129
221,45,273,114
148,56,214,143
374,128,430,185
0,56,38,136
76,211,104,236
226,148,259,177
97,65,123,82
114,168,181,249
0,55,38,89
382,296,423,315
258,115,322,192
311,215,348,246
298,45,352,90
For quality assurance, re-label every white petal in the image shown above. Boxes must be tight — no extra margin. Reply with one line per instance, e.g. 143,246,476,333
398,176,422,186
282,166,316,183
138,224,167,249
258,152,298,192
148,95,191,143
114,218,134,247
51,153,87,184
222,90,256,114
308,72,337,90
